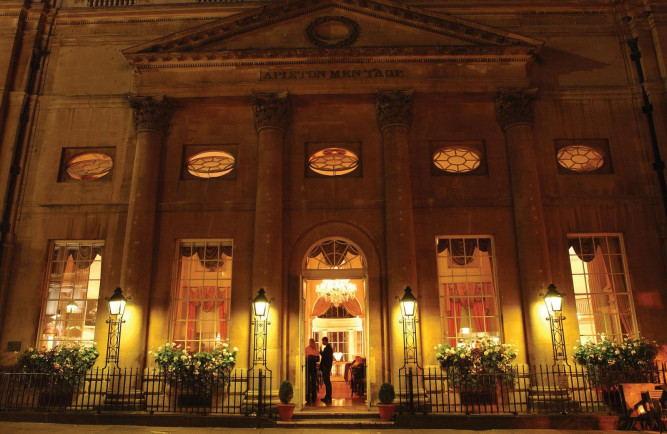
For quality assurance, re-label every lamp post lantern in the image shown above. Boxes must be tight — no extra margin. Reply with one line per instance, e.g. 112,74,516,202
250,288,271,368
541,284,569,365
104,287,129,368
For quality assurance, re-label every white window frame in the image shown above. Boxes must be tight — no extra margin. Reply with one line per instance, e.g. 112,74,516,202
170,239,233,352
567,233,639,343
435,235,503,345
37,240,103,349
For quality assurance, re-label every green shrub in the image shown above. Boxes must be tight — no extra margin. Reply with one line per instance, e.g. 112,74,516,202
279,380,293,404
378,382,395,404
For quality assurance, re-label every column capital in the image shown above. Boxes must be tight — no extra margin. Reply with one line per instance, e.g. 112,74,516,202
251,91,291,133
494,88,538,130
375,90,414,132
129,95,173,134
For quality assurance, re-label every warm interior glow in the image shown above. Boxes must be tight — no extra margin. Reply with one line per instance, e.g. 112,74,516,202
66,153,113,180
66,302,78,314
433,146,481,173
557,145,605,172
187,150,235,178
308,148,359,176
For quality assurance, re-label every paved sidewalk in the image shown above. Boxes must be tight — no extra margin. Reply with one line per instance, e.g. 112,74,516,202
0,424,654,434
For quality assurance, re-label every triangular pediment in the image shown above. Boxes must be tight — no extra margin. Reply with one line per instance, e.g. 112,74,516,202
123,0,542,68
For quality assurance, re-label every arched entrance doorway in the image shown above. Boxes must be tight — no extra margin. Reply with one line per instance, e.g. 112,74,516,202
300,238,369,408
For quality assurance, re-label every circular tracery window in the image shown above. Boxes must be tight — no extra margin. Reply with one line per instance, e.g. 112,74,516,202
433,146,481,174
66,153,113,180
556,145,605,172
187,150,235,178
308,148,359,176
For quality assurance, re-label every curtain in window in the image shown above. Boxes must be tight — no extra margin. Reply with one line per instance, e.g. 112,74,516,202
569,236,634,338
179,246,232,271
184,286,230,341
437,238,491,265
444,282,494,339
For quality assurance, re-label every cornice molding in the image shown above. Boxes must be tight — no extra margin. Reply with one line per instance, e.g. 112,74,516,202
125,45,537,68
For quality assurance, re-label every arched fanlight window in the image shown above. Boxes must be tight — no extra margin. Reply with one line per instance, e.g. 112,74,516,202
304,239,365,270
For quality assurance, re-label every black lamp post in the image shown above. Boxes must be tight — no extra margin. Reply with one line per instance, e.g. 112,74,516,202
250,288,270,368
397,286,421,415
541,284,569,365
398,286,418,366
104,287,128,368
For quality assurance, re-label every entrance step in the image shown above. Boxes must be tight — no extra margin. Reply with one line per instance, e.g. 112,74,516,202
292,411,379,419
277,418,393,428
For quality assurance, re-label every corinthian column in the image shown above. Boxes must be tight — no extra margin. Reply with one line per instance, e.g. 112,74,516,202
494,88,552,364
121,96,172,367
250,92,291,374
375,90,419,379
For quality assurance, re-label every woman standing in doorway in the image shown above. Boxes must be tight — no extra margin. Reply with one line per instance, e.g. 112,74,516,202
305,338,320,404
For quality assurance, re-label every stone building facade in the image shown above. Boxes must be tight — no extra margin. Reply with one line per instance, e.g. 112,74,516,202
0,0,666,406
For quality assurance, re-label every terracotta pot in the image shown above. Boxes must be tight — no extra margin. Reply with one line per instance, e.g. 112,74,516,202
277,402,296,421
377,403,396,421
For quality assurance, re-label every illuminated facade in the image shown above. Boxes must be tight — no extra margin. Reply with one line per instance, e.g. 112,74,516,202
0,0,666,408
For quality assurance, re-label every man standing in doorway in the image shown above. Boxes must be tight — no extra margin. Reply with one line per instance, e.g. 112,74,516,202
320,336,333,403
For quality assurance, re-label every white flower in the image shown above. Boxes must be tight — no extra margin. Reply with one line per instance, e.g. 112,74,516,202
233,347,238,352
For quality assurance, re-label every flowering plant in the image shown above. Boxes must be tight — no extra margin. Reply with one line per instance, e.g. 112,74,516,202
435,339,518,390
152,342,238,390
573,336,658,369
17,344,99,387
573,337,659,387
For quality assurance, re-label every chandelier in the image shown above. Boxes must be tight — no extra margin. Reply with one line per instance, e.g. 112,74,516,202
316,279,357,307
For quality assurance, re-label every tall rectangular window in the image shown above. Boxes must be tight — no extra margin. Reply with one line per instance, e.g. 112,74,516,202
172,240,232,352
436,236,501,346
40,241,103,349
568,234,637,343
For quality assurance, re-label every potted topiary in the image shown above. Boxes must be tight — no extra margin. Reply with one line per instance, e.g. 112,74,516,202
377,382,396,421
277,380,296,421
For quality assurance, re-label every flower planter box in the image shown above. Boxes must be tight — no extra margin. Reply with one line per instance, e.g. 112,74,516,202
177,392,212,408
38,388,75,408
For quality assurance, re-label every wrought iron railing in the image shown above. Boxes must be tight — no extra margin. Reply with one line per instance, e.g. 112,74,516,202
0,367,272,416
399,362,667,415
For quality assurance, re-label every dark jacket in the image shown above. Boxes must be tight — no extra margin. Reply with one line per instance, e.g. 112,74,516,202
320,344,333,372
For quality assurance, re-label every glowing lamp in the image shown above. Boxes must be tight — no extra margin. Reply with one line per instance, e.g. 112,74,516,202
252,288,270,319
107,287,127,317
333,352,343,361
399,286,417,318
66,301,78,314
543,284,564,316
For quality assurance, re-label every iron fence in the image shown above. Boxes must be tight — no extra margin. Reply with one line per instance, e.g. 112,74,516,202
0,367,272,416
399,362,667,415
